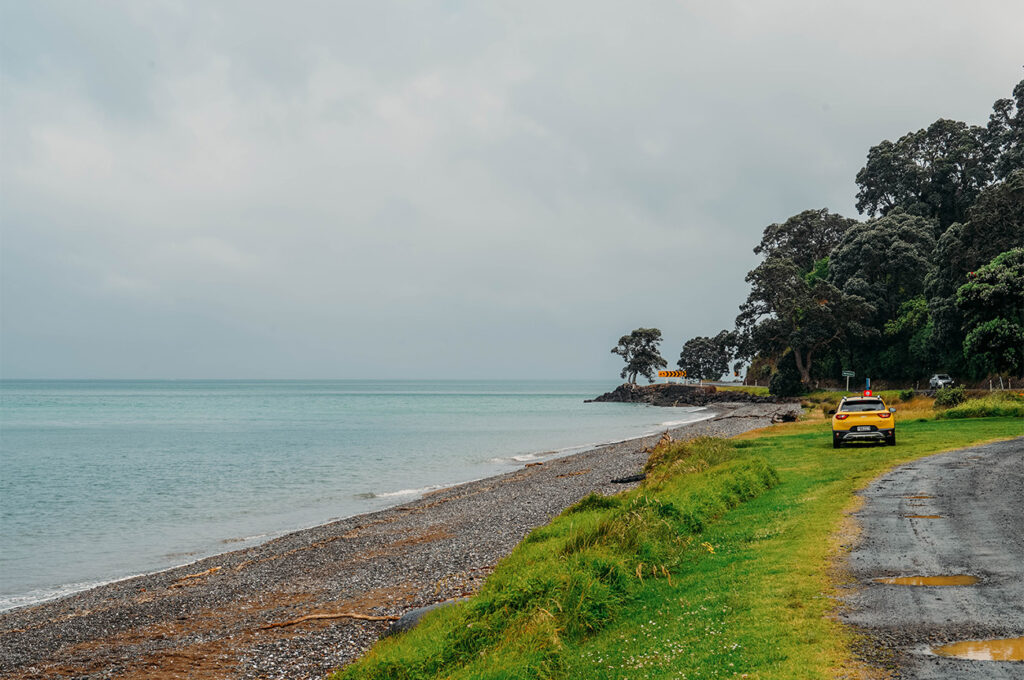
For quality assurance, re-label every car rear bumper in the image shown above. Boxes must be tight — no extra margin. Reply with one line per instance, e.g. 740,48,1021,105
834,428,894,442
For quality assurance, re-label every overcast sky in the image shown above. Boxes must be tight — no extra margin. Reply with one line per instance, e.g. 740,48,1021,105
1,1,1021,379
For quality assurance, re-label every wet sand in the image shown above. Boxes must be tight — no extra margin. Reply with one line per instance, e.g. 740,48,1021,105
0,401,798,680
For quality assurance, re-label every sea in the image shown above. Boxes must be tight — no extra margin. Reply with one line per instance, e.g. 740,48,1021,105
0,379,709,612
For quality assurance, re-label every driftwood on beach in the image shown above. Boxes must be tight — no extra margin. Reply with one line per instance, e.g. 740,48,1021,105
0,401,800,680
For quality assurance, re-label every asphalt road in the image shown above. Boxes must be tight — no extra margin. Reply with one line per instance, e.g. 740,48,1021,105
840,437,1024,679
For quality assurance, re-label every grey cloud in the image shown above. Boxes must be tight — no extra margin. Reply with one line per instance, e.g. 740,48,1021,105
1,0,1021,378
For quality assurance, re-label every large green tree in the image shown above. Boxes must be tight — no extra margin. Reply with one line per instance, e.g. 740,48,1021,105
677,330,734,381
611,328,667,384
737,257,872,386
855,118,993,231
956,248,1024,376
736,210,869,386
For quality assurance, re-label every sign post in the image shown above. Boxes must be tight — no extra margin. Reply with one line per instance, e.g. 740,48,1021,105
842,370,855,392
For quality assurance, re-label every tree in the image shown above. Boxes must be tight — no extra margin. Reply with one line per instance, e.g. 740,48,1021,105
753,209,857,273
957,248,1024,376
855,118,993,231
677,330,733,381
736,209,872,387
737,257,872,386
611,328,667,384
987,79,1024,180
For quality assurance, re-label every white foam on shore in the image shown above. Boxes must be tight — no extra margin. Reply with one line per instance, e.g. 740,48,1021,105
656,412,718,430
354,484,447,500
0,575,147,612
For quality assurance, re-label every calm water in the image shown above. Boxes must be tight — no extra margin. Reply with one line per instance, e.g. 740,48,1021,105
0,380,706,611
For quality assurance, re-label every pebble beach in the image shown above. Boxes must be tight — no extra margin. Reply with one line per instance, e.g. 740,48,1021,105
0,401,799,680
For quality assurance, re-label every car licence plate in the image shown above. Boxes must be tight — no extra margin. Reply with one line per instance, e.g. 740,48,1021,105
855,426,872,432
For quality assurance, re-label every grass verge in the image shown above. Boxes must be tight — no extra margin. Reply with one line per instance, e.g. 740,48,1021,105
332,416,1022,680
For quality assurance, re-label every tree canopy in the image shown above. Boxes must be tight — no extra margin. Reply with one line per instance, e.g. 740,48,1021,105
855,118,992,231
730,79,1023,387
606,79,1023,388
753,209,857,273
677,331,733,381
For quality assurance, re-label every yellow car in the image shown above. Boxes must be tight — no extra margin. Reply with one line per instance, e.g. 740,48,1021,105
831,392,896,448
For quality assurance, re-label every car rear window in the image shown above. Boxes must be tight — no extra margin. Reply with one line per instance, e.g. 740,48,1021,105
840,400,884,412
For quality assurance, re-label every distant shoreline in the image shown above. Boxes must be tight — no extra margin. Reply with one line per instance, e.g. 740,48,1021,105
0,401,800,680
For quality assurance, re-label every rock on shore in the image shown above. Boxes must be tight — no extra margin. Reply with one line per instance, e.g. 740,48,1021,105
586,382,791,407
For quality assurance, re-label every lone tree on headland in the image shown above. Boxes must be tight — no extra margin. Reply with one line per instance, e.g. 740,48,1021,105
611,328,667,384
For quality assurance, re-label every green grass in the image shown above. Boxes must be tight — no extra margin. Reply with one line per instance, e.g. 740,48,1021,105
332,417,1022,680
715,385,770,396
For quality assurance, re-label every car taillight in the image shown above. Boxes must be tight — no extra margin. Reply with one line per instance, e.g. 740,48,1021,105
835,414,849,420
878,413,891,418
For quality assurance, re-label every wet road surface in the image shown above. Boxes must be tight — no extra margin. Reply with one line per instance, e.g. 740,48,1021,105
841,437,1024,679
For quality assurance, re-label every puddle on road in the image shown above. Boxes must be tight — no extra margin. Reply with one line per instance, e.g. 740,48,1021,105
932,636,1024,661
874,575,979,586
904,495,934,499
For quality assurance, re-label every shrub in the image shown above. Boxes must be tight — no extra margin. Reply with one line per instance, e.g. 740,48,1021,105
898,389,915,402
934,385,966,407
937,395,1024,419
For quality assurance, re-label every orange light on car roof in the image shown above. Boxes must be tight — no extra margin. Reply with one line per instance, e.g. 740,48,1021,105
863,390,872,396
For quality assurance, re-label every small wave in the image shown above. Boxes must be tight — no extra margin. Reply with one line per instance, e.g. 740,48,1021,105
354,484,445,500
221,533,268,544
512,451,555,462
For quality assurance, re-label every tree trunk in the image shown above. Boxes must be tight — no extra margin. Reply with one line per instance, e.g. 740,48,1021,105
793,349,812,385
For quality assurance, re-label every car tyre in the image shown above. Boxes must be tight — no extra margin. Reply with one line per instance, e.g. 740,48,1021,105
886,433,896,446
833,436,841,449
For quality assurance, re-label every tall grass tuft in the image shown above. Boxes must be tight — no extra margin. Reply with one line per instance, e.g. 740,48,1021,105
643,436,736,482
